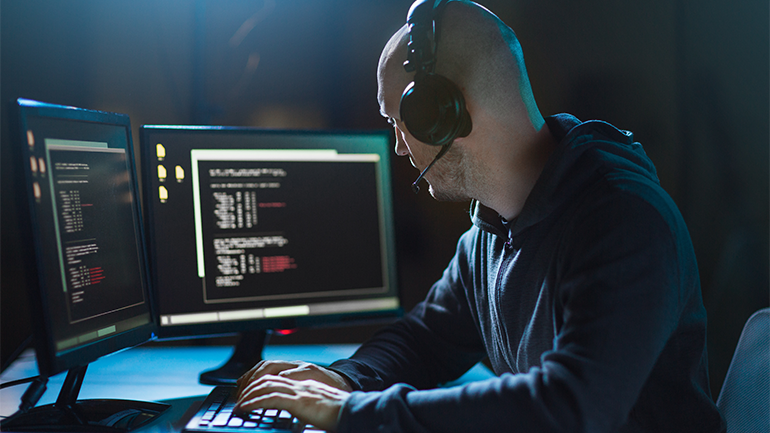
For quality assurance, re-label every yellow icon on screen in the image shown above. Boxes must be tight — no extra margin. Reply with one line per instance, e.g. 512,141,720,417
159,185,168,202
158,165,167,180
175,165,185,181
156,143,166,159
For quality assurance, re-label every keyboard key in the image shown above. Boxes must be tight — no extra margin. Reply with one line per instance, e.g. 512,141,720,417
184,385,308,432
211,413,231,427
272,417,294,430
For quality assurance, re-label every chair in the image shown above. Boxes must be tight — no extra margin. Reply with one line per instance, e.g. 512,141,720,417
716,307,769,432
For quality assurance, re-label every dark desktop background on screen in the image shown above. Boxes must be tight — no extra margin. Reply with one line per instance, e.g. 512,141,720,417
153,154,387,318
140,127,398,340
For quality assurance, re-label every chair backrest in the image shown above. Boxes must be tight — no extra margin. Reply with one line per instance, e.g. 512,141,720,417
716,307,769,433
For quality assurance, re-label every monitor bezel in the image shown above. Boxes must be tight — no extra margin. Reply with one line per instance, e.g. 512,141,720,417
139,125,402,340
15,98,156,378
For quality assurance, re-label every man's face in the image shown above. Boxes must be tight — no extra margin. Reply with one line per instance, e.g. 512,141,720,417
378,69,468,201
389,117,437,175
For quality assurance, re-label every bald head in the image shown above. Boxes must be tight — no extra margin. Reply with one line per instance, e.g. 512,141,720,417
379,1,555,220
378,0,542,134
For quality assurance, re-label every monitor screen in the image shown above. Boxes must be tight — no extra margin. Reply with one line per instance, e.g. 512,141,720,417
140,126,400,339
13,99,154,379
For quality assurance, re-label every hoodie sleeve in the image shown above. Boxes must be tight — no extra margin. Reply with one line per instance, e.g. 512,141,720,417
329,228,487,392
332,185,720,433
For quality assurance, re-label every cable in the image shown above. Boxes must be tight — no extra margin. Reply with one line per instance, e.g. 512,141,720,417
18,377,48,413
0,375,39,390
0,377,48,427
1,335,32,373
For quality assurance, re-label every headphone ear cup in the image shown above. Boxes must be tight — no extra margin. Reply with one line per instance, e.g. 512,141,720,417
400,74,472,147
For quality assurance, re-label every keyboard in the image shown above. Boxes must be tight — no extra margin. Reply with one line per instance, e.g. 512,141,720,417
183,386,326,433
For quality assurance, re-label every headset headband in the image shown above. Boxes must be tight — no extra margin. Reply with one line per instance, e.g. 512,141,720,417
403,0,449,75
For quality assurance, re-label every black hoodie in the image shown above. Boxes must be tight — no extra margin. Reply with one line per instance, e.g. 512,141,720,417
331,114,725,433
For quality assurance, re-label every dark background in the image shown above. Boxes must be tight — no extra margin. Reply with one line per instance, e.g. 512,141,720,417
2,0,767,398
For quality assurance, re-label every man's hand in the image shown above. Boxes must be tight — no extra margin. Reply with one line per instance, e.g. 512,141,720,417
236,360,353,395
236,374,349,432
235,361,354,432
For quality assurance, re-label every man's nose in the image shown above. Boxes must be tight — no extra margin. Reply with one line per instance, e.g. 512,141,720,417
394,130,409,157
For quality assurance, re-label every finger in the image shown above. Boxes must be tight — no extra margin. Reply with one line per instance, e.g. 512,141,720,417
235,377,348,431
237,376,298,413
241,378,297,402
240,374,302,403
239,376,348,410
252,360,307,381
236,392,296,420
236,360,267,395
237,360,302,396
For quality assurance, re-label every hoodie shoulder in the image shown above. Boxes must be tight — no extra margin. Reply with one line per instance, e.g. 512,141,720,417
511,115,663,235
545,114,634,146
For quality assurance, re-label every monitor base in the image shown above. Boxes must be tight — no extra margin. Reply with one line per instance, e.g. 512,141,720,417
199,330,271,386
1,366,169,432
0,399,170,432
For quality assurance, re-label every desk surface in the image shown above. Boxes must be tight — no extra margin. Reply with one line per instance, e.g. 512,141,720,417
0,344,494,432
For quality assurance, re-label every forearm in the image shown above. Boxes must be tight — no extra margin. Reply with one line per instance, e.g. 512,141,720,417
330,306,486,391
336,372,583,433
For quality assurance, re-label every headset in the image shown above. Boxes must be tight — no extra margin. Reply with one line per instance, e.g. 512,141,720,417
401,0,472,193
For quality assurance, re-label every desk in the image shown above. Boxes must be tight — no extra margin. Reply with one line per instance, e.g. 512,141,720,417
0,345,494,432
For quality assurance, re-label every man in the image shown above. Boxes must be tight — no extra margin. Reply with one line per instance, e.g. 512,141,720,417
235,1,726,432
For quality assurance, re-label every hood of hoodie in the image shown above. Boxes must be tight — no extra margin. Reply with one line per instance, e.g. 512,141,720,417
472,113,660,239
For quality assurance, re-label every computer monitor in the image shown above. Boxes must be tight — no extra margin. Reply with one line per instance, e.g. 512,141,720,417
139,125,401,384
1,99,168,431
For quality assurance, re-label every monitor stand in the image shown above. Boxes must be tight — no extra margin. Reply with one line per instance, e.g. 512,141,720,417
199,330,272,386
0,365,169,432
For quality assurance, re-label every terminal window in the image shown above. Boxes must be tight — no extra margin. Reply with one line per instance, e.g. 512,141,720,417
191,149,386,304
47,141,145,326
148,139,395,326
